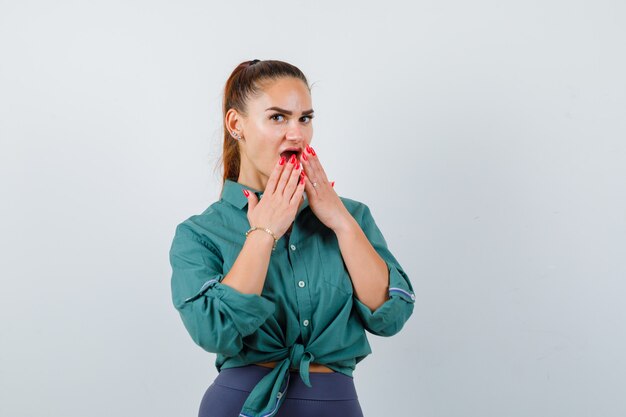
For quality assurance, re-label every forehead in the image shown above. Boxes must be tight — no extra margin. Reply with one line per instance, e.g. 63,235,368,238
249,77,311,110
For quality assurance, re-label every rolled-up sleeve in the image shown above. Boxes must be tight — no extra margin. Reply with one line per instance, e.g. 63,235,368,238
352,204,416,337
169,224,275,356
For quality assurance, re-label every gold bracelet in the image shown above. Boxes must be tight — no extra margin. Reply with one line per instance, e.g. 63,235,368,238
245,226,278,251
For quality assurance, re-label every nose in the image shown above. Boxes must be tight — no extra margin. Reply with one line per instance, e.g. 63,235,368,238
285,121,303,142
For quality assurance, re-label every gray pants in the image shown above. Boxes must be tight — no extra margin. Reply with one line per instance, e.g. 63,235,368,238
198,364,364,417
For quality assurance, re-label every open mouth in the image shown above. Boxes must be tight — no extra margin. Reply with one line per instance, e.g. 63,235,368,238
280,150,301,161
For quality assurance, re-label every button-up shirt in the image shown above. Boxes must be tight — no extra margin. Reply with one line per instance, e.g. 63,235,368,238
169,179,416,417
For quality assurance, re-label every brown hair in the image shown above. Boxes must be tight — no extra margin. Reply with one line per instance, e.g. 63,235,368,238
218,59,310,189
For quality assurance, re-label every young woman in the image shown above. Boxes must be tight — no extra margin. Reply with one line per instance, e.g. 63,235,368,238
169,59,416,417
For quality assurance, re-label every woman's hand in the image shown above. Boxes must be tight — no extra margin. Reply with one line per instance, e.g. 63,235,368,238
299,145,353,232
243,154,306,240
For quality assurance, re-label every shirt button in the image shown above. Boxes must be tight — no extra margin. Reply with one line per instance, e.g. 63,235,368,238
290,244,296,251
298,281,305,288
303,319,309,327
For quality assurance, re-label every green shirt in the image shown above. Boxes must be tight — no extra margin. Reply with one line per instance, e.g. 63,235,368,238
169,179,415,417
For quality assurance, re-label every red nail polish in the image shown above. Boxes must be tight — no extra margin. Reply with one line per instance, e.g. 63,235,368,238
242,189,250,197
302,152,308,161
289,154,296,164
300,175,305,185
295,161,300,170
331,181,335,187
279,156,286,165
306,145,312,154
310,146,316,156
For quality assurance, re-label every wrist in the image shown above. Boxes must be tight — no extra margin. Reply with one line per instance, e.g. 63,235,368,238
332,214,359,237
246,227,278,251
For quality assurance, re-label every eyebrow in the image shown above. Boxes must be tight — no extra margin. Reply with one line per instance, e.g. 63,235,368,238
265,107,314,116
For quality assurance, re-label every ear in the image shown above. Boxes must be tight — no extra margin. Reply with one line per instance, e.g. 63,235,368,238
225,108,244,138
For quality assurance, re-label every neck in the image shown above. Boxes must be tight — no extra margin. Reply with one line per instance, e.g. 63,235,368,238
237,172,267,193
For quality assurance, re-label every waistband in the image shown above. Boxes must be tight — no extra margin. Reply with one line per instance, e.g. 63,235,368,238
214,365,358,400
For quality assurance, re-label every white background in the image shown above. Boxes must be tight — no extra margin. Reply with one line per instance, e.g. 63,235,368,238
1,1,625,416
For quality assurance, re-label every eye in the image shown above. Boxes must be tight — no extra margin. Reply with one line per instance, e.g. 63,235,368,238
301,115,314,123
269,113,285,122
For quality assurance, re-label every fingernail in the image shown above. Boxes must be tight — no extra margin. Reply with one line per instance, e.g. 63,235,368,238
289,154,296,164
295,160,300,170
242,189,250,197
279,156,286,165
331,181,335,187
309,146,316,156
300,175,305,185
306,145,312,154
302,152,308,161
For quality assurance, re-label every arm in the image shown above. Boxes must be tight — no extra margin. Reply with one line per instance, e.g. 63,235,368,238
220,226,276,295
335,203,416,336
169,224,275,356
334,216,390,311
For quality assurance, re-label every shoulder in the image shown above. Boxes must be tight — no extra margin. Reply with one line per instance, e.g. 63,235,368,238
172,200,231,243
339,196,373,222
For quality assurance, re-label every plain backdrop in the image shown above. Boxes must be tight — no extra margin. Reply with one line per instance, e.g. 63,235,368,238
1,1,625,416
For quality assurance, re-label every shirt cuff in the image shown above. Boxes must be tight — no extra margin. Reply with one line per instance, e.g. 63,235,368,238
185,276,276,337
353,263,415,336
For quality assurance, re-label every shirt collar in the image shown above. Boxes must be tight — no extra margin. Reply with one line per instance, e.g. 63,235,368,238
221,179,262,210
220,179,310,214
